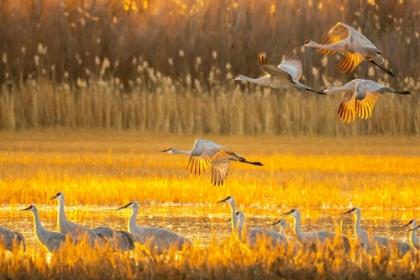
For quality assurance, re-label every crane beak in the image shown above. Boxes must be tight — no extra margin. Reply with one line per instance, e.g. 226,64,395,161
401,222,411,229
50,194,58,200
159,148,171,152
217,196,231,203
20,206,32,211
281,210,293,216
116,202,132,210
342,209,354,215
269,219,281,226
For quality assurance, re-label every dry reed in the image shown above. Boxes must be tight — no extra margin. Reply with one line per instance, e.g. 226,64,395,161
0,0,419,135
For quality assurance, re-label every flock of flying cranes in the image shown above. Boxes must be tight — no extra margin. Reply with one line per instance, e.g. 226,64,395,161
233,22,411,123
0,22,414,257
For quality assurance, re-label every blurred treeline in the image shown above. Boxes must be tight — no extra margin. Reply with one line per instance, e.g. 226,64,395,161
0,0,418,134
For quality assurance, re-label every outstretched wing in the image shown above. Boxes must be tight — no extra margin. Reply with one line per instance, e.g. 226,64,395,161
338,91,356,123
187,139,226,175
336,52,365,73
319,22,350,55
259,55,293,82
354,80,384,119
279,54,303,81
211,162,230,186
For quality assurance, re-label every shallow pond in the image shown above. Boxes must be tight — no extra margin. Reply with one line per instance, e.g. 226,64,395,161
0,204,415,251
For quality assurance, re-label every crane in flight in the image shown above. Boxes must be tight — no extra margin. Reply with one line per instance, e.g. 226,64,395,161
258,54,326,95
233,54,325,95
161,139,263,186
321,79,410,122
301,22,393,76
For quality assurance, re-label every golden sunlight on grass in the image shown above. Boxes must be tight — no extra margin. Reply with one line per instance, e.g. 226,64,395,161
0,131,419,278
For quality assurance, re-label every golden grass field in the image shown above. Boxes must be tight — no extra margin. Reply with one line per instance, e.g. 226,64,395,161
0,130,420,279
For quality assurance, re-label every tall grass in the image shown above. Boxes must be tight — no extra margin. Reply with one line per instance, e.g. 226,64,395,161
0,0,419,134
2,237,420,279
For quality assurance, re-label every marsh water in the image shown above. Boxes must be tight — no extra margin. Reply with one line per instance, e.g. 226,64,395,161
0,204,415,251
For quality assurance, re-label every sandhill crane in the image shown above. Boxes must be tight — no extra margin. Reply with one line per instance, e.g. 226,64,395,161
50,192,135,251
0,225,26,251
402,220,420,250
343,207,410,255
117,201,191,254
50,192,101,247
233,55,325,95
258,54,326,95
321,79,410,122
217,196,286,246
270,218,288,240
160,139,263,186
21,205,66,253
301,22,393,76
282,208,350,250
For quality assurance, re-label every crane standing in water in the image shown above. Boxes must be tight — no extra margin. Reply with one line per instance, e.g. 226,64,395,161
117,201,191,254
21,205,66,253
343,207,410,256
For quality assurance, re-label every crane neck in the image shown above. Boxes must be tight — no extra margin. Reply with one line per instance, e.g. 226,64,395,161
236,216,244,238
30,208,48,243
410,228,419,249
239,75,271,86
128,207,139,233
228,200,238,234
58,198,69,232
306,41,345,52
292,215,303,240
171,148,191,156
353,211,365,239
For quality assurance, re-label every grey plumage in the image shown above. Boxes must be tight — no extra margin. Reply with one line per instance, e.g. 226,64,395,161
302,22,393,76
50,192,101,248
321,79,410,122
117,201,191,254
21,205,66,253
258,54,326,95
0,225,26,251
161,139,262,186
343,207,411,256
282,208,350,251
93,227,135,251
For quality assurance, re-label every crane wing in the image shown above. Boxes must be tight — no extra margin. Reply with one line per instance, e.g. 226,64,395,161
337,91,356,123
279,54,303,81
354,80,384,119
319,22,350,55
336,52,365,73
188,139,226,175
259,55,293,82
211,162,230,186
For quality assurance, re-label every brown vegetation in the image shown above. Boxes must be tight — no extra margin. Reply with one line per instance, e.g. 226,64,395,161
0,0,419,134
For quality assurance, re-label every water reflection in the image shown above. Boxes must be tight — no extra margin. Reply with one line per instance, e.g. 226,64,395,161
2,205,414,251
